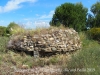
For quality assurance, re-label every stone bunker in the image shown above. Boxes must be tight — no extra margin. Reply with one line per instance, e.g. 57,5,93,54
7,28,81,56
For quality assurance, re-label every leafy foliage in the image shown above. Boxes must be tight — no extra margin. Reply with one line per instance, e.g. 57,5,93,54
0,26,7,36
50,2,88,32
87,28,100,41
86,13,94,28
6,22,24,35
62,32,100,75
89,2,100,27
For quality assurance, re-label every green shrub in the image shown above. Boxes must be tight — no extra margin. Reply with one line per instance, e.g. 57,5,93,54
0,26,7,36
62,32,100,75
6,22,25,35
87,28,100,41
0,37,9,52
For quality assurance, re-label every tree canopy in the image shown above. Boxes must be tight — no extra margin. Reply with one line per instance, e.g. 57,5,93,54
90,2,100,27
50,2,88,32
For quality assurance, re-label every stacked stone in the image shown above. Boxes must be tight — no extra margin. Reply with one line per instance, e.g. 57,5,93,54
7,28,81,54
33,28,81,52
20,36,34,51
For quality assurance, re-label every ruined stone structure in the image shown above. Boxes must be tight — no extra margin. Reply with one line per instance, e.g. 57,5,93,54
7,28,81,56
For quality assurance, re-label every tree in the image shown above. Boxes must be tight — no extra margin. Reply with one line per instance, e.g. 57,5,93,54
91,2,100,17
50,2,88,32
86,13,94,28
90,2,100,27
6,22,20,35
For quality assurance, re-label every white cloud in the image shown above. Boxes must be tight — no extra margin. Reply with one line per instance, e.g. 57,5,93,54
21,10,54,28
0,0,37,13
20,20,49,29
25,21,33,26
34,20,50,28
40,10,54,19
34,10,54,28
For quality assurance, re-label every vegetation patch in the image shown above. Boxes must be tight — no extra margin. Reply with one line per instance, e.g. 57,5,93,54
87,28,100,41
62,32,100,75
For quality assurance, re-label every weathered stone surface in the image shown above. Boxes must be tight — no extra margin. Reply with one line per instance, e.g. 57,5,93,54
51,47,57,51
7,28,81,55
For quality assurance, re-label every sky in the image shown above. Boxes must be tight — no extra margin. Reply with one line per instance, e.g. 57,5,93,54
0,0,99,29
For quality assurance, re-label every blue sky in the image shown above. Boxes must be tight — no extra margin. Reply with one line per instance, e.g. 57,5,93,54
0,0,99,29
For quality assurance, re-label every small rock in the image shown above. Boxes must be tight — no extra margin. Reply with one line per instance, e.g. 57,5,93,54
21,64,29,69
51,47,57,51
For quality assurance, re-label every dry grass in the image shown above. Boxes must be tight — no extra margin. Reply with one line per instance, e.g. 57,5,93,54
0,26,79,75
62,32,100,75
11,25,68,36
0,49,72,75
0,36,72,74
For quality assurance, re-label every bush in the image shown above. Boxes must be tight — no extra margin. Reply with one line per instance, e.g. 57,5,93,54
62,33,100,75
0,37,9,52
6,22,25,35
87,28,100,41
0,26,7,36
